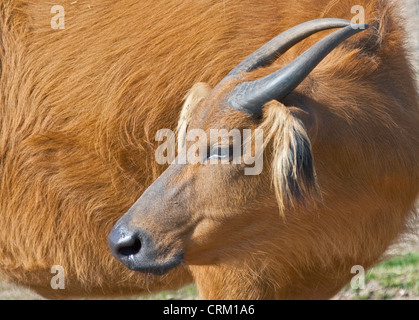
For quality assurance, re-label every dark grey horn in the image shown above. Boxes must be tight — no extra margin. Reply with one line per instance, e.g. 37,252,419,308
222,18,354,82
226,23,369,117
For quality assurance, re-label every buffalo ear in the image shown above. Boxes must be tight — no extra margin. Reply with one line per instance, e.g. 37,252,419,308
261,100,320,211
283,120,319,205
177,83,212,149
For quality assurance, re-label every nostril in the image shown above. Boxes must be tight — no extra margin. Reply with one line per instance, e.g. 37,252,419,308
118,237,141,257
118,236,142,257
108,226,146,262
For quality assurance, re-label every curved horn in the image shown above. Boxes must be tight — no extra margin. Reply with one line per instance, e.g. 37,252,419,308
227,24,369,117
223,18,353,82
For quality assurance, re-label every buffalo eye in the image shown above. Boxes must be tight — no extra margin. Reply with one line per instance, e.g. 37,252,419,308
206,145,234,162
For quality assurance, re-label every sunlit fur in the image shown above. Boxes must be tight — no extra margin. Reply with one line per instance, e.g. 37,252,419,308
0,0,417,299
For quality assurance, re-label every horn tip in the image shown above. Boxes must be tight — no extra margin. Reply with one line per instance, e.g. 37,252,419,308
351,23,370,30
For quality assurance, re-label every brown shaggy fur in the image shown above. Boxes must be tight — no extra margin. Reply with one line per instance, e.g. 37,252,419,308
0,0,417,299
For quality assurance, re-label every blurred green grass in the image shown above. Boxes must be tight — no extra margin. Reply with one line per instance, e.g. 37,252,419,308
137,284,199,300
339,253,419,300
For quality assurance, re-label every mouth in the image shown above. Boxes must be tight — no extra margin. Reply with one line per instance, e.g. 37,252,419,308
118,252,184,276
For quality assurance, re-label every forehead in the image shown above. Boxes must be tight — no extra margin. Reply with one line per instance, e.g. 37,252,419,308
189,97,257,132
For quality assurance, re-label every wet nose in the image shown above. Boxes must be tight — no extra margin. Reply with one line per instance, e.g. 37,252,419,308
108,225,142,261
108,222,184,276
